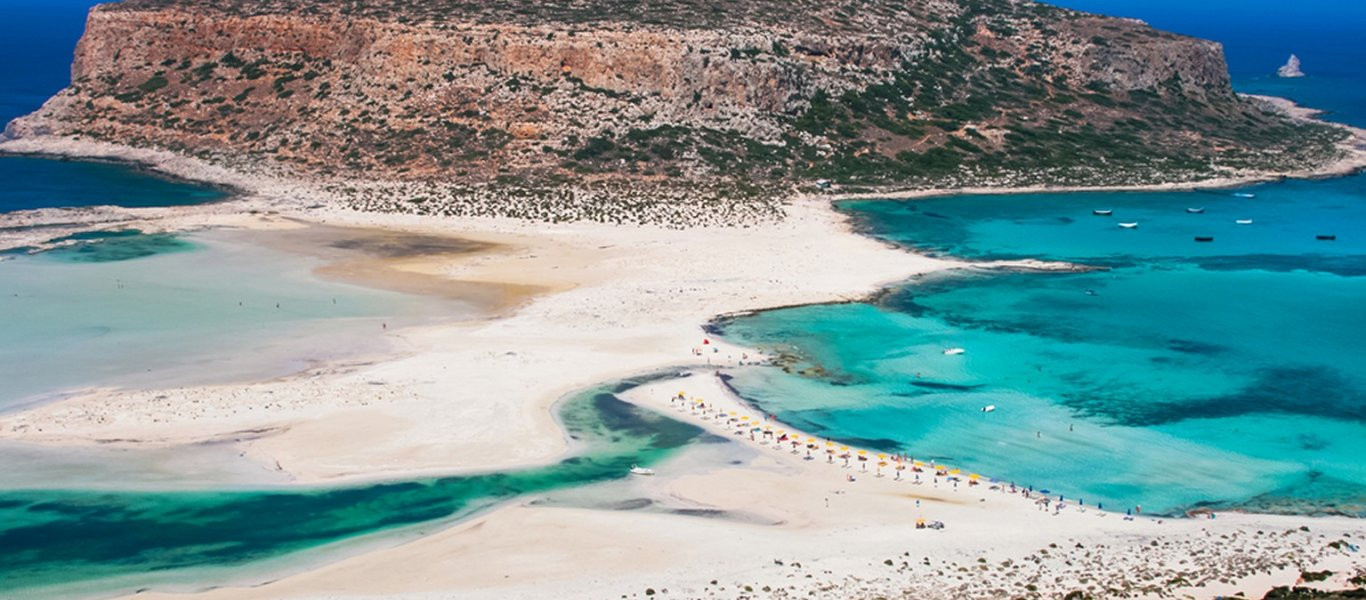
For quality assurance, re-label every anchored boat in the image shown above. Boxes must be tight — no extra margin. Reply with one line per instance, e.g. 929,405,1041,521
1187,207,1205,214
1118,222,1139,229
1092,209,1113,216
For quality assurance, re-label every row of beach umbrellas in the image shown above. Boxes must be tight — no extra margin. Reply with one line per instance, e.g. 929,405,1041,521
670,393,984,482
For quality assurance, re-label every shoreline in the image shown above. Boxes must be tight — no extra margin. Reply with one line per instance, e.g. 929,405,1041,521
119,368,1366,600
1,93,1364,597
0,93,1361,488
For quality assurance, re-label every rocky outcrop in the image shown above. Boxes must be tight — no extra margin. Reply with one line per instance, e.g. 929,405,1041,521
1278,54,1306,78
5,0,1348,223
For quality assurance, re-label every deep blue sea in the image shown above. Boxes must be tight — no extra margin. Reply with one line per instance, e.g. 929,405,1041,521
717,1,1366,517
0,0,223,213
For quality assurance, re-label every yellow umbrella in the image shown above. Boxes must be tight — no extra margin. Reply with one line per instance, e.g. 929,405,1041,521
969,474,980,481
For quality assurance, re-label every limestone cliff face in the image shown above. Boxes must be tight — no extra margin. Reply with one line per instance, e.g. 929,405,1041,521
7,0,1342,209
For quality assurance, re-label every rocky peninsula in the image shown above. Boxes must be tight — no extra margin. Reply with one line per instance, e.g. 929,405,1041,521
3,0,1356,226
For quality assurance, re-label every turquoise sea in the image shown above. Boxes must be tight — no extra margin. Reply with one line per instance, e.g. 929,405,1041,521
718,176,1366,516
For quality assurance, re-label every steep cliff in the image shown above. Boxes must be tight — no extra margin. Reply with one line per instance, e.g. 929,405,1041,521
6,0,1347,223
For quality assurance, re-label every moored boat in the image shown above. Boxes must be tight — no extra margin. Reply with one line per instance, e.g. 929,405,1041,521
1234,192,1255,198
629,465,655,476
1236,219,1253,225
943,348,966,355
1317,234,1337,241
1187,207,1205,214
1118,222,1139,229
1194,236,1214,242
1092,209,1113,216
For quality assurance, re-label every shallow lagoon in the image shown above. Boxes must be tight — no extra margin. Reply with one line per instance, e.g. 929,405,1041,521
0,377,706,598
0,228,470,410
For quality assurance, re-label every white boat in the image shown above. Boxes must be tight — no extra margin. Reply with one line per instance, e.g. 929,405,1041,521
629,465,655,476
1236,219,1253,225
1118,222,1139,229
1092,209,1113,216
1186,207,1205,214
1234,193,1255,198
981,405,996,413
943,348,966,355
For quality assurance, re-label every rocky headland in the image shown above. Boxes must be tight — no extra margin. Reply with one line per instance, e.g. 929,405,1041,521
2,0,1357,226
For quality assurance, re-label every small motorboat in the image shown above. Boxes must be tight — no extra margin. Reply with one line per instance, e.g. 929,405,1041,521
629,465,655,476
1187,207,1205,214
1084,289,1097,296
943,348,966,356
1118,222,1139,229
1194,236,1214,242
1233,192,1255,198
981,405,996,413
1317,234,1337,241
1092,209,1113,216
1235,219,1253,225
